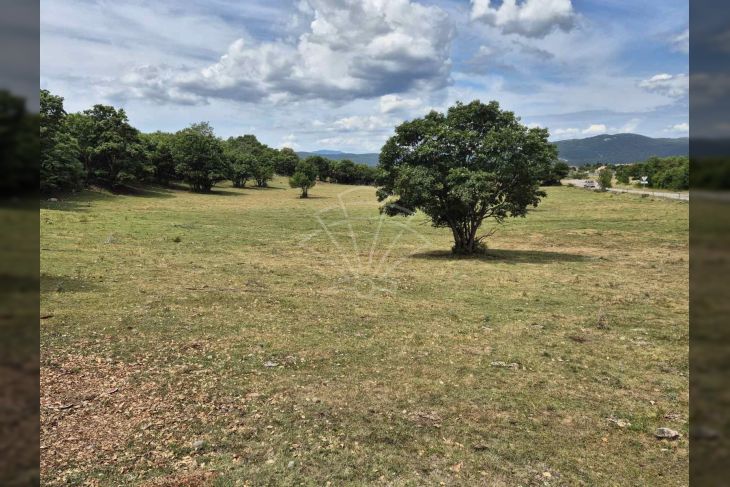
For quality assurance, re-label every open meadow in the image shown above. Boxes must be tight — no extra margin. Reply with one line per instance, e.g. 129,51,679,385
40,179,688,485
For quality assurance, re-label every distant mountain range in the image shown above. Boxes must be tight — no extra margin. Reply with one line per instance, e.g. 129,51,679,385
300,134,689,167
554,133,688,166
296,150,379,166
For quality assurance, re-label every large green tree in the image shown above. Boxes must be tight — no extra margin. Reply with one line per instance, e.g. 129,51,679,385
226,134,275,187
305,155,331,181
170,122,227,192
377,100,556,254
275,147,300,176
40,89,84,193
140,131,176,186
67,104,143,188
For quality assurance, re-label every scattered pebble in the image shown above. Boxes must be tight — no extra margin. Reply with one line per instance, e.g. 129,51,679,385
263,361,278,368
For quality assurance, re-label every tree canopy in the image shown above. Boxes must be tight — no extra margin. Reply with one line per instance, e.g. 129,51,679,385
40,89,81,193
67,104,143,188
377,100,556,254
169,122,227,192
275,147,300,176
289,159,318,197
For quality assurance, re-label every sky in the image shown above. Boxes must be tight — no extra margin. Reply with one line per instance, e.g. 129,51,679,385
40,0,689,152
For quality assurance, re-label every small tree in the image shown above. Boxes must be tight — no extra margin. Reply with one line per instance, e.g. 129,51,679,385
170,122,227,192
289,159,318,197
377,100,555,254
597,167,613,190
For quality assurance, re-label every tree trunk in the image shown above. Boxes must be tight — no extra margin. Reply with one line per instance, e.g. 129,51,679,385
301,187,308,198
450,220,482,254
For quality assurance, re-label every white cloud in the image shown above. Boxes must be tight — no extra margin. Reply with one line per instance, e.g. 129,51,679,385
664,122,689,133
123,0,454,104
553,127,580,137
316,135,383,152
470,0,576,38
379,94,423,113
638,73,688,98
671,29,689,54
618,118,640,133
280,133,299,149
582,123,607,135
333,115,392,131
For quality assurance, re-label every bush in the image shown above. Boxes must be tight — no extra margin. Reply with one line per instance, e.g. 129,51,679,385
597,167,613,190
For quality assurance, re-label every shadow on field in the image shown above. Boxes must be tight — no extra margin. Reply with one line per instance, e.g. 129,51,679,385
209,189,245,196
40,191,115,212
412,248,588,264
40,274,104,294
114,185,176,198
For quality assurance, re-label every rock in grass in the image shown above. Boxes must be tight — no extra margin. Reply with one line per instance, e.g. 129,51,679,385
655,427,680,440
607,417,631,428
490,361,520,370
263,361,278,368
192,440,205,451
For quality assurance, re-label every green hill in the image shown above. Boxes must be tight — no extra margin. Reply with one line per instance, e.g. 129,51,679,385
297,150,379,166
554,133,688,166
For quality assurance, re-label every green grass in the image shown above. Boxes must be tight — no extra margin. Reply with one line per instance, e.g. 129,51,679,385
41,178,688,486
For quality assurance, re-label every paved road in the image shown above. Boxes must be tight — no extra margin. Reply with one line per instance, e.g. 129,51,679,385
562,180,689,201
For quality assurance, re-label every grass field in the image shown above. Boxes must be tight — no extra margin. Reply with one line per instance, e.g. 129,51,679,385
41,178,688,486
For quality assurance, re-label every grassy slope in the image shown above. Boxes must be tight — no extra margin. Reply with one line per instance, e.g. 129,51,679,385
41,178,688,486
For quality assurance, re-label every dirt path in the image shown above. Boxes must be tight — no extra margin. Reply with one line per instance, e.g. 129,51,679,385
562,179,689,200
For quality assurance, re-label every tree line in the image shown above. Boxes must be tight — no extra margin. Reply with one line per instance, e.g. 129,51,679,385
40,89,379,195
614,156,689,190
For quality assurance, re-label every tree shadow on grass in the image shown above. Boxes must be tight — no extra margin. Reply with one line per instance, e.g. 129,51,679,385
40,191,116,212
208,188,246,196
411,248,589,264
40,274,104,294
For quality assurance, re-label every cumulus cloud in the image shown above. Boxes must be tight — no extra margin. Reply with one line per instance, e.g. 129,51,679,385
664,122,689,133
109,64,206,105
333,115,393,131
470,0,576,38
619,118,640,133
638,73,688,98
552,127,580,137
671,29,689,54
122,0,454,104
379,94,423,113
280,133,300,149
582,123,607,135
